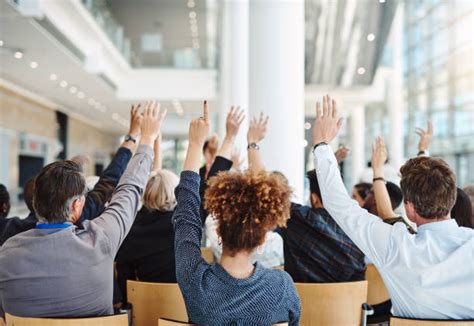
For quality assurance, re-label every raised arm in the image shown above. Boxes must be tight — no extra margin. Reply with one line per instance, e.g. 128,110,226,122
152,133,163,173
247,113,269,172
174,101,211,288
415,120,433,157
372,137,397,220
312,95,393,266
92,101,166,254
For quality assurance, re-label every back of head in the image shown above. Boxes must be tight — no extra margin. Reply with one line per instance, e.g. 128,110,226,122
0,183,10,218
34,160,86,223
143,169,179,211
307,169,322,202
463,184,474,205
23,178,36,213
386,181,403,210
451,188,473,228
400,157,456,219
204,170,291,256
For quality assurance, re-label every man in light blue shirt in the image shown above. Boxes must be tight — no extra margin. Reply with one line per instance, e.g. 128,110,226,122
311,95,474,319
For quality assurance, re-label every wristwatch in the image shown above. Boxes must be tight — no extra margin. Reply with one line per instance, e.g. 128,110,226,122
247,142,260,150
124,134,137,144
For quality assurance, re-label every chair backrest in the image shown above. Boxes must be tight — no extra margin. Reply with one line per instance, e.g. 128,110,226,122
127,280,188,326
295,280,368,326
158,319,287,326
390,317,474,326
5,313,127,326
201,247,215,264
366,264,390,305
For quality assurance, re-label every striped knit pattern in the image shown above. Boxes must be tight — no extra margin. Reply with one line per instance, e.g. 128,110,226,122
173,171,301,326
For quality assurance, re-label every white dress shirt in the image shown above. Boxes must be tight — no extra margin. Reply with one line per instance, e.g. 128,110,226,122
314,145,474,319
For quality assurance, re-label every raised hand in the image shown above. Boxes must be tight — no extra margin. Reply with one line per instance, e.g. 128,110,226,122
372,136,387,177
225,106,245,140
312,95,343,145
247,112,269,144
230,147,244,171
140,101,167,146
189,101,210,147
415,120,433,153
335,146,350,163
129,104,143,138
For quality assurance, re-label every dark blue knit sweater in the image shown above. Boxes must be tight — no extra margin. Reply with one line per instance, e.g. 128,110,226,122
173,171,301,326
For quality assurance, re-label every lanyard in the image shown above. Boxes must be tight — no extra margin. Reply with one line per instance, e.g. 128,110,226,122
36,223,72,229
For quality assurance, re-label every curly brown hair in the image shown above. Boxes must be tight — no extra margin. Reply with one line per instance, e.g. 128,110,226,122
204,170,292,256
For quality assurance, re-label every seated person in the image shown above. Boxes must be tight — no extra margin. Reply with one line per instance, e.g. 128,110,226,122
0,106,143,246
311,95,474,319
451,188,473,229
352,182,372,207
0,185,10,219
173,102,300,325
0,102,165,318
245,115,365,283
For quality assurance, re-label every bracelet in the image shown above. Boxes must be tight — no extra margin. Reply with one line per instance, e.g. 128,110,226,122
373,177,385,183
312,142,328,153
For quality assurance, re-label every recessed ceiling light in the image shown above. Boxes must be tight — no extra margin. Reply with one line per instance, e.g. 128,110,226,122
60,80,68,88
187,0,195,8
0,40,4,47
367,33,376,42
379,0,385,2
357,67,366,75
88,98,95,105
77,92,85,99
50,74,58,81
30,61,38,69
69,86,77,94
304,122,311,130
14,51,23,59
189,11,196,19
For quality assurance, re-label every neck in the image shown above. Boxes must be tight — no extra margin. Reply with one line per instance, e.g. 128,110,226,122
416,215,450,226
220,248,255,279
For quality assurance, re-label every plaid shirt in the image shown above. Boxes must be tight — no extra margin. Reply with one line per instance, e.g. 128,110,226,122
280,203,366,283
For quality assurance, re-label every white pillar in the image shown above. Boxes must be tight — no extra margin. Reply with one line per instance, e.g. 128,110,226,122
351,105,365,184
249,0,305,198
218,0,249,154
387,4,404,168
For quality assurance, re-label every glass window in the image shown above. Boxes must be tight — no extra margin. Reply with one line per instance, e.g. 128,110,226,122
430,110,449,137
432,85,449,110
454,109,474,136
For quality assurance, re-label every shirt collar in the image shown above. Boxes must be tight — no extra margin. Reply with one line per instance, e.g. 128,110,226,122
417,219,459,234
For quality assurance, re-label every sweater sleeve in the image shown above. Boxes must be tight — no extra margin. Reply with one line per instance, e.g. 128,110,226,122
173,171,208,290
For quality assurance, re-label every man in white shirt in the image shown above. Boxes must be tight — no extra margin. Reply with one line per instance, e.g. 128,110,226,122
311,95,474,319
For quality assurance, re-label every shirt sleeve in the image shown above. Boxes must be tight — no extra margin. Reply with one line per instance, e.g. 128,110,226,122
313,145,394,267
173,171,208,290
78,147,133,223
90,145,153,256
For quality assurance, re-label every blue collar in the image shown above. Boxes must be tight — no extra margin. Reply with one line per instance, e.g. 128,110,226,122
36,223,72,229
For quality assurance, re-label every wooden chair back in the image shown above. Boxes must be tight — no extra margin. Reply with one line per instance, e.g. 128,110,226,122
158,319,287,326
127,281,188,326
365,264,390,305
390,317,474,326
5,313,127,326
295,280,368,326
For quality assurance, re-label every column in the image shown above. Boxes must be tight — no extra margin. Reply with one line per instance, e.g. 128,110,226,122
218,0,249,154
350,105,365,184
249,0,305,198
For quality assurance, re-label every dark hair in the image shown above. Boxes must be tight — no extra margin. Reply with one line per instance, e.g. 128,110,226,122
354,182,372,200
205,170,291,256
386,182,403,209
307,169,322,202
0,184,10,218
23,178,36,213
202,140,210,153
451,188,473,228
400,157,457,219
34,160,86,223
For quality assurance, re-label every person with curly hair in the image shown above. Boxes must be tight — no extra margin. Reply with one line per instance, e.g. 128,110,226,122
173,102,300,325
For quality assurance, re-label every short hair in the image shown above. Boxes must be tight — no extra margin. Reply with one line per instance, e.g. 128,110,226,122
307,169,322,202
400,157,457,219
23,178,36,213
143,170,179,211
451,188,473,228
34,160,86,223
204,170,291,256
354,182,372,200
463,184,474,203
0,184,10,218
202,140,210,153
386,182,403,209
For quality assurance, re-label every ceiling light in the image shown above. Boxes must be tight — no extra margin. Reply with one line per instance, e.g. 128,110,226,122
189,11,196,19
30,61,38,69
367,33,376,42
88,98,95,105
50,74,58,81
95,102,101,109
357,67,366,75
302,139,308,147
100,106,107,113
69,86,77,94
379,0,385,2
187,0,195,8
77,92,85,99
304,122,311,130
60,80,68,88
14,51,23,59
0,40,4,47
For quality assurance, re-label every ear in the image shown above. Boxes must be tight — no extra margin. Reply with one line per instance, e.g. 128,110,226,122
70,196,85,223
310,193,322,207
405,201,417,223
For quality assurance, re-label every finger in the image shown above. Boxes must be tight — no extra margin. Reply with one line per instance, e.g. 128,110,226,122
153,101,159,118
323,96,328,117
336,117,344,130
332,99,337,119
238,114,245,125
415,128,424,136
203,100,209,122
316,102,321,119
159,107,168,122
427,120,433,134
143,101,150,117
135,104,141,117
263,115,270,126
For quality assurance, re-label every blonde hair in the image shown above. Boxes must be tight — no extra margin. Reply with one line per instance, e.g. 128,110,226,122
143,169,179,211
